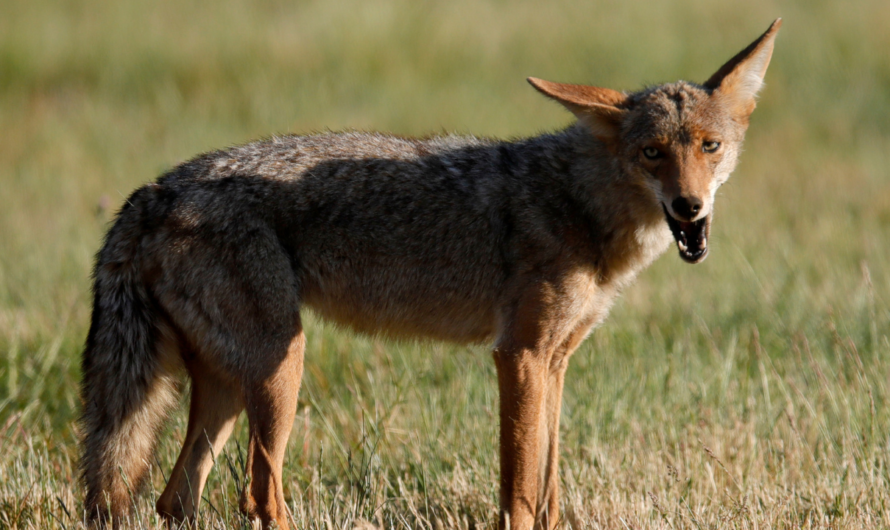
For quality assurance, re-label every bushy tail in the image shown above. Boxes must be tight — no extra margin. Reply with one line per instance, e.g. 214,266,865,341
80,188,178,526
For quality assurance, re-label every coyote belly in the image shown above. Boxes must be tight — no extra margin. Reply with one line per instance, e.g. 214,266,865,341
80,20,781,530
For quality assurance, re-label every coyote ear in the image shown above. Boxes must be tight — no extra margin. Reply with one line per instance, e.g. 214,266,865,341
528,77,628,141
704,18,782,120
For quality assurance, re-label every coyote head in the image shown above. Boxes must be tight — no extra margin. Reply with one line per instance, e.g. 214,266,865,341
530,19,781,263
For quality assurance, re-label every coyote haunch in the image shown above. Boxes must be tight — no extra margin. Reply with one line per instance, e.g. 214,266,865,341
81,20,781,530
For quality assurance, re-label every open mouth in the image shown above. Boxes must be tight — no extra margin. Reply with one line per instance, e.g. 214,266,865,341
662,205,711,264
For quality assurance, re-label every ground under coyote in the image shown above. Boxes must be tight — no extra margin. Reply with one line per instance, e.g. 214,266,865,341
80,19,781,530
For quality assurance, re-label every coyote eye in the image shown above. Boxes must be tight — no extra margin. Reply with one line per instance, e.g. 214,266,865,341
702,141,721,153
642,147,662,160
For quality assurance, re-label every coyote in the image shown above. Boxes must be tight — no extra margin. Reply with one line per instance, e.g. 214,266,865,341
80,20,781,530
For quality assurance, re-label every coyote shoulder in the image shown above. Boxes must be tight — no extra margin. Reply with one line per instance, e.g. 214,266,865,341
80,20,781,530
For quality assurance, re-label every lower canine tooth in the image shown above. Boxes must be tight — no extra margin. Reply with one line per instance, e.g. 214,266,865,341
678,241,688,252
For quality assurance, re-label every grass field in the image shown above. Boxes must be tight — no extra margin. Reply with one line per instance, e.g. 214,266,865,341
2,0,890,528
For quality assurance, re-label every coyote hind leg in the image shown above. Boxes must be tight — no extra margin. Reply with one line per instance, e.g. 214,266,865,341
238,331,305,530
150,214,305,529
156,357,243,524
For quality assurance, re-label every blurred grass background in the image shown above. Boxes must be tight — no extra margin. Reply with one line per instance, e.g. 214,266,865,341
2,0,890,527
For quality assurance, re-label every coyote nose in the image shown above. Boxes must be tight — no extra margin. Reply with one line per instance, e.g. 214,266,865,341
671,196,703,221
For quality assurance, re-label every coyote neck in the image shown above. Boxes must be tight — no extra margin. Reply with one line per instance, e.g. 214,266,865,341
520,124,673,289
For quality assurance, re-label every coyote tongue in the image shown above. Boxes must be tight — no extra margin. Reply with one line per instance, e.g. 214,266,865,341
662,205,711,264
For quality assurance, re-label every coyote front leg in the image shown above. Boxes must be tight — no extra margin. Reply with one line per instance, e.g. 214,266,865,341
535,320,596,530
495,345,548,530
493,284,577,530
534,360,567,530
